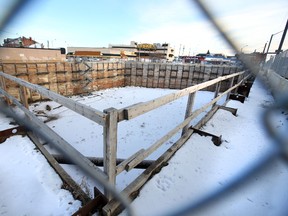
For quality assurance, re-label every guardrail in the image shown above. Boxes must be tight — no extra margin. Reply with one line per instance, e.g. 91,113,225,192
0,69,250,215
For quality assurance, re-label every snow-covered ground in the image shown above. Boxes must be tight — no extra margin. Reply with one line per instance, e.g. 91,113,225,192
0,79,287,216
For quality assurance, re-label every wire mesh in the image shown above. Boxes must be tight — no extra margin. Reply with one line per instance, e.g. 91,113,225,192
0,0,287,216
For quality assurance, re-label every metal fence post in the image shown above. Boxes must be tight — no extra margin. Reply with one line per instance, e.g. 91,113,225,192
103,107,118,200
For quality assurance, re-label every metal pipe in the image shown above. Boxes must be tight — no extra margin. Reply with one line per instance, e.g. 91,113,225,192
276,18,288,54
266,30,284,55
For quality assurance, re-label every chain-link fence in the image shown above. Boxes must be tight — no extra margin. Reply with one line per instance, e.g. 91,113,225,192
0,1,288,216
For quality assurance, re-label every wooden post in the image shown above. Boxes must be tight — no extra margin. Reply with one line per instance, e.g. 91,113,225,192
226,76,235,101
213,81,221,108
0,76,10,105
103,108,118,200
234,73,243,93
19,86,29,109
182,92,196,135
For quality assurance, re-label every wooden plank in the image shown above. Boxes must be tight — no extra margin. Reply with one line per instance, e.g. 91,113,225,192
116,149,145,175
182,92,196,135
103,108,118,200
27,132,91,205
212,81,221,108
219,106,238,116
0,71,106,126
123,71,245,120
226,77,235,101
0,76,11,105
102,105,220,216
0,126,26,143
72,191,108,216
214,81,221,100
190,127,222,146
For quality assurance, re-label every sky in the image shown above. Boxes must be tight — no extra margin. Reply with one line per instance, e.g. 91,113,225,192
0,0,288,56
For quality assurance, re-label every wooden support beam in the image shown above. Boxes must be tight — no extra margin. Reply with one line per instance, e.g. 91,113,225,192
190,127,222,146
103,108,118,200
229,93,246,103
182,92,196,135
19,86,29,109
213,81,221,108
219,106,238,116
226,76,235,102
72,187,108,216
0,76,11,105
0,126,26,144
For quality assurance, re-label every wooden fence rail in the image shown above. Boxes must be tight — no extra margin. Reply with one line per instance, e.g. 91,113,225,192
122,71,245,120
115,71,248,175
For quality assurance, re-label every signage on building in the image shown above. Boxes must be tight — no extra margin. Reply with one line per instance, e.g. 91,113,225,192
137,43,156,51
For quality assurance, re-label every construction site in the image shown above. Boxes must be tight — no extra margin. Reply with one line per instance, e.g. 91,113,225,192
1,1,288,216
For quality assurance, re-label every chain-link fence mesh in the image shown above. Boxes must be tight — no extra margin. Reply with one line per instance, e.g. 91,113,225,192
0,1,287,216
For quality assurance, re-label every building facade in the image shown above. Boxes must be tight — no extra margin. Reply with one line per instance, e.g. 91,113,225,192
0,47,66,63
67,41,175,62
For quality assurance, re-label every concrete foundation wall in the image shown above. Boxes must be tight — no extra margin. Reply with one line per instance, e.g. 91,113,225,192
0,61,125,102
124,62,241,91
0,61,241,103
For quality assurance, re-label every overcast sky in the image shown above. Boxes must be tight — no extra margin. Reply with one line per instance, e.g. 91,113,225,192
1,0,288,56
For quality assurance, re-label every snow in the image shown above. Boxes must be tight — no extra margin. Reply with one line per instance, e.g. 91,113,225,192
0,79,287,215
0,134,81,215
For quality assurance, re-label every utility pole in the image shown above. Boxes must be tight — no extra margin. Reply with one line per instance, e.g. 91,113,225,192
276,18,288,54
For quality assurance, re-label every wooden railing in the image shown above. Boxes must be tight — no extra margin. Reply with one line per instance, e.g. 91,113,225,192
0,69,250,215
